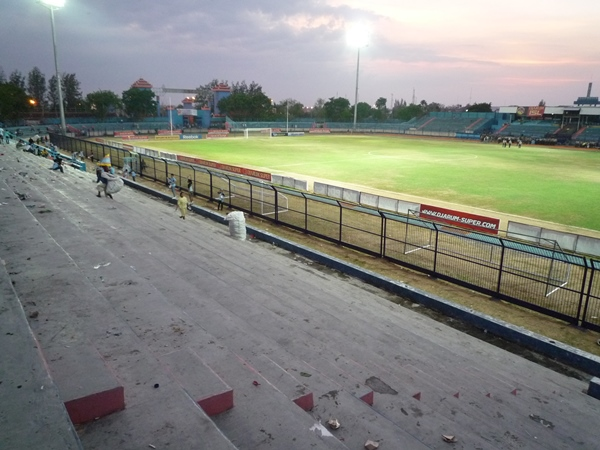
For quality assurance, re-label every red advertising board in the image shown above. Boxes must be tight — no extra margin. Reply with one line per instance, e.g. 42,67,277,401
419,204,500,234
177,155,271,181
527,106,545,117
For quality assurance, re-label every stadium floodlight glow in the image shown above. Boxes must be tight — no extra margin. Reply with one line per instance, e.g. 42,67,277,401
39,0,67,135
40,0,65,7
346,23,369,131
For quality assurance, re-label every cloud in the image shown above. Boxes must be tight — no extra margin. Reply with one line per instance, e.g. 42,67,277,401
1,0,599,107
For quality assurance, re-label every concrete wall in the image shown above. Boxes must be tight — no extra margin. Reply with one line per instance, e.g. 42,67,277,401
508,221,600,257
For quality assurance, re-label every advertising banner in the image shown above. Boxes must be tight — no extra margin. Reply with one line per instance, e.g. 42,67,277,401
180,134,202,140
419,204,500,234
177,155,271,181
207,130,230,139
527,106,545,117
154,135,180,140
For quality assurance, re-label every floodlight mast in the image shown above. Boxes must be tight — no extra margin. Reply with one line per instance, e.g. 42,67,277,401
347,24,369,132
40,0,67,135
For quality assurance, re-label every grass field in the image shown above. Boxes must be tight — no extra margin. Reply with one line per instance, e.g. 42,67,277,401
138,134,600,231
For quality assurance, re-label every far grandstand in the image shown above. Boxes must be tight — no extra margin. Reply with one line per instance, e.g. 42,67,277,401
7,79,600,149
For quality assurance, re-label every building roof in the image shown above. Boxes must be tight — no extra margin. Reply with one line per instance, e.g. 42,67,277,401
131,78,153,89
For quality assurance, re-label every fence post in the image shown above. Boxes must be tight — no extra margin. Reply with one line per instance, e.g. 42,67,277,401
495,239,507,296
578,259,593,327
273,186,279,223
338,201,343,244
432,224,440,275
303,194,308,231
379,211,386,257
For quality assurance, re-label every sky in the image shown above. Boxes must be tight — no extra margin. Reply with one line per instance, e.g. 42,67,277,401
2,0,600,109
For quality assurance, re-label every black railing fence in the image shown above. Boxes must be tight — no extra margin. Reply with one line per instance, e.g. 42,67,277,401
52,134,600,332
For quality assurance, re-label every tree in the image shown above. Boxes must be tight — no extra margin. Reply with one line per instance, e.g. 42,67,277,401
27,67,46,113
274,99,304,120
466,102,492,113
539,99,546,107
8,70,26,90
393,103,425,121
0,68,7,84
47,74,61,112
217,90,272,120
355,102,372,121
62,73,83,111
231,80,263,95
122,88,157,121
312,98,326,120
86,90,121,121
195,79,223,108
323,97,352,122
372,97,388,120
0,82,31,125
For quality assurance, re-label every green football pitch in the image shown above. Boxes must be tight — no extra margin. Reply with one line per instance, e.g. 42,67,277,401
139,135,600,232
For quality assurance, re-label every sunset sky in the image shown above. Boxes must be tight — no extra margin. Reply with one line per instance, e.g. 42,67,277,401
2,0,599,108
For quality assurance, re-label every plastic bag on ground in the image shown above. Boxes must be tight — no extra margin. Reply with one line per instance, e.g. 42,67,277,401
225,211,246,240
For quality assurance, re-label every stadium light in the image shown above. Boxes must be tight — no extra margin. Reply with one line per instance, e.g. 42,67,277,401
40,0,67,135
347,23,369,131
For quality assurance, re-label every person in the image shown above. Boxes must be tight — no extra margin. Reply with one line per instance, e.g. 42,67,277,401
96,166,103,183
187,178,194,204
217,190,225,211
176,191,189,219
50,155,64,173
131,170,137,182
97,167,118,199
168,174,177,198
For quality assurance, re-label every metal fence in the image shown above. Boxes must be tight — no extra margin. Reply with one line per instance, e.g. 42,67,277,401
51,133,600,332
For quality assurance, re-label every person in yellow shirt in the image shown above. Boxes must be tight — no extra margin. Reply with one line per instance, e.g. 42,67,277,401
176,191,189,219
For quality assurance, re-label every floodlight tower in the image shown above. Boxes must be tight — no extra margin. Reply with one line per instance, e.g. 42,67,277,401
40,0,67,135
347,24,369,131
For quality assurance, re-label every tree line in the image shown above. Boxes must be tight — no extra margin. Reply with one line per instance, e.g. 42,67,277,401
0,67,157,125
0,66,492,126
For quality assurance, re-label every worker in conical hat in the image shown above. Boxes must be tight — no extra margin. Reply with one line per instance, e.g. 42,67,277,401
98,154,111,167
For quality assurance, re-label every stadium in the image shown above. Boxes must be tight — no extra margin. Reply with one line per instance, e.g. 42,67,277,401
3,79,600,449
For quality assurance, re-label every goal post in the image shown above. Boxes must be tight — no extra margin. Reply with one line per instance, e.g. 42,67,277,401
243,128,272,139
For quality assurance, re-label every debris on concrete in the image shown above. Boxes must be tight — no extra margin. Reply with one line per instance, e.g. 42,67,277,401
29,311,39,319
327,418,340,430
364,439,380,449
442,434,457,443
93,262,111,269
252,380,260,386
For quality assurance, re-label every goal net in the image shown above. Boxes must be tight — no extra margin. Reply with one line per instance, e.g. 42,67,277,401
228,179,288,216
243,128,272,139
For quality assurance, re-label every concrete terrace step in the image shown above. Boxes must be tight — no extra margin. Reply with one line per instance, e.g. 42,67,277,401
159,347,234,416
44,340,125,424
0,263,83,450
254,354,314,412
0,157,240,449
261,352,433,450
195,345,350,450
